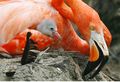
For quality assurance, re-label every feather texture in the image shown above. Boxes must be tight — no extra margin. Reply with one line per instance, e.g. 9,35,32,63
0,0,89,56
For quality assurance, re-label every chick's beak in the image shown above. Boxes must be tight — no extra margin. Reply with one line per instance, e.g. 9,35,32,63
52,31,62,41
82,30,109,79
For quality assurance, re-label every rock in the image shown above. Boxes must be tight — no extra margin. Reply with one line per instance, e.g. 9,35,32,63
0,51,113,81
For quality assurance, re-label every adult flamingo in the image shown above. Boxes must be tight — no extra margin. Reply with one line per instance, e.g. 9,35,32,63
52,0,112,79
0,0,89,56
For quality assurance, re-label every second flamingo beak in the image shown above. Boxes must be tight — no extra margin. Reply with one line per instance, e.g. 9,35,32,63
82,30,109,79
52,31,62,41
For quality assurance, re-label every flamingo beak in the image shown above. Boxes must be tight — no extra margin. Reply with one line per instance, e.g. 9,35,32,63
52,31,62,41
82,30,109,79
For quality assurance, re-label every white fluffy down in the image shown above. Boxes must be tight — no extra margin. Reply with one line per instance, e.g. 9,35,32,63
37,19,57,37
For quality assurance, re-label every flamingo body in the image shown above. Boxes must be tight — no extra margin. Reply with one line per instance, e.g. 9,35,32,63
0,0,89,56
0,0,112,78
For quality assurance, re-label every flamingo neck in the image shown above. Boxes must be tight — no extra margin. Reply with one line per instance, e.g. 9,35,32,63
66,0,92,41
51,0,73,21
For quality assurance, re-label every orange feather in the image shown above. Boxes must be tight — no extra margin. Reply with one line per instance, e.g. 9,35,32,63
0,0,89,56
52,0,112,46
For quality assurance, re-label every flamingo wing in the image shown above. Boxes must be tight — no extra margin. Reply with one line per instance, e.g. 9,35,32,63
0,0,55,44
0,0,89,56
1,29,53,56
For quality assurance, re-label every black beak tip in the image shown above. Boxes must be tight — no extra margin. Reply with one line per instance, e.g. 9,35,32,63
27,32,32,38
82,56,109,80
82,40,109,79
21,32,32,65
89,56,109,79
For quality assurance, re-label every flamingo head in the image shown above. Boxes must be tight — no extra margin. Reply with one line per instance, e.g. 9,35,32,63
82,26,109,79
37,19,61,41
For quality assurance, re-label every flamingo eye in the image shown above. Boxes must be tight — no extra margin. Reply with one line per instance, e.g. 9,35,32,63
50,27,54,31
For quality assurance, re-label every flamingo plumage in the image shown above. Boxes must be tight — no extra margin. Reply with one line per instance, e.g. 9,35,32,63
0,0,89,56
52,0,112,79
0,0,112,79
1,29,53,56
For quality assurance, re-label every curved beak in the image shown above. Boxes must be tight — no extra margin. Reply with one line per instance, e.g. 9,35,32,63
82,30,109,79
52,31,62,41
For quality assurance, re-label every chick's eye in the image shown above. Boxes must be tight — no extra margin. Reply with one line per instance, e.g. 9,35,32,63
50,27,54,30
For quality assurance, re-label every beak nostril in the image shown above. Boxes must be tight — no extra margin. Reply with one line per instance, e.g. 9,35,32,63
101,44,104,49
